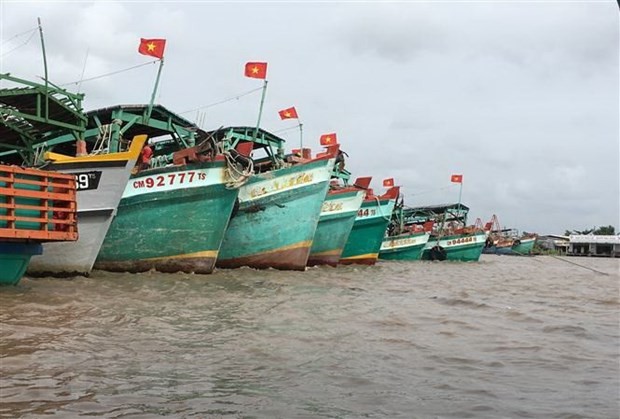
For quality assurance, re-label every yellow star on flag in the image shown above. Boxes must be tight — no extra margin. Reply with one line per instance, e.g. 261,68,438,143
147,42,156,52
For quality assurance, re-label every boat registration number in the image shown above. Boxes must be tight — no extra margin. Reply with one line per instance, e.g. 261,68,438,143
357,208,377,218
74,171,102,191
446,236,475,246
132,171,207,189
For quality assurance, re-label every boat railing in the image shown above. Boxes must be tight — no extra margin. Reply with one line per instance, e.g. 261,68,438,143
0,165,78,242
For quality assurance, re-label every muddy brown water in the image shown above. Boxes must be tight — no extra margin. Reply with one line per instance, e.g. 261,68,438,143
1,255,618,418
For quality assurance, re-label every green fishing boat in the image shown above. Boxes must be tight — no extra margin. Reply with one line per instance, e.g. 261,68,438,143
340,182,400,265
215,127,335,271
379,194,431,261
90,106,243,274
307,182,365,267
401,204,486,262
379,231,430,260
482,215,538,256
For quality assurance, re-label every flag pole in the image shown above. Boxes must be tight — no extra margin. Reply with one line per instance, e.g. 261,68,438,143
457,180,463,224
253,79,268,141
145,58,164,121
299,122,303,151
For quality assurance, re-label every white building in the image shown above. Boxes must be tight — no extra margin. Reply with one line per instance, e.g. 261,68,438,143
568,235,620,258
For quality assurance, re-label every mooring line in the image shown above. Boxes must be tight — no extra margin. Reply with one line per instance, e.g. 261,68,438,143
547,254,610,276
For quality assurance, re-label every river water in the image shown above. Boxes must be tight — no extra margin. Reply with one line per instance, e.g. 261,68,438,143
1,255,618,418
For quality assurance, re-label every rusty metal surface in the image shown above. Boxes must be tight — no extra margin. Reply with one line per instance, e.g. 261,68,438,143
339,257,378,266
94,257,217,275
307,255,340,267
216,246,311,271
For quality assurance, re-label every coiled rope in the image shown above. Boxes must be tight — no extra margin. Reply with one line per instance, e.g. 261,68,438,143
223,150,253,189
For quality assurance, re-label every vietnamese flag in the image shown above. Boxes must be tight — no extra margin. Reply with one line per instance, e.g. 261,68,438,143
244,62,268,79
451,174,463,183
138,38,166,59
319,133,337,146
383,178,395,187
278,106,298,120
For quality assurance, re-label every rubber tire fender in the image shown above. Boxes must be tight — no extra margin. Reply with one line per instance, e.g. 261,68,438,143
430,245,447,261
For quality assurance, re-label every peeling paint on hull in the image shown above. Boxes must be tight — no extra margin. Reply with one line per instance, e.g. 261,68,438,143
217,158,334,271
216,242,312,271
95,162,237,274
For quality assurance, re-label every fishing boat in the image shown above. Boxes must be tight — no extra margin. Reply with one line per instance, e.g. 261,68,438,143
0,165,78,285
340,181,400,265
378,198,431,261
305,148,366,266
307,185,365,266
88,105,243,274
482,215,538,256
215,127,336,271
399,204,486,262
0,73,146,275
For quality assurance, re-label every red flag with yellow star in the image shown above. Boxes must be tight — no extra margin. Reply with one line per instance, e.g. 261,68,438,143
138,38,166,59
383,178,395,187
319,133,337,146
450,174,463,183
244,62,268,79
278,107,298,120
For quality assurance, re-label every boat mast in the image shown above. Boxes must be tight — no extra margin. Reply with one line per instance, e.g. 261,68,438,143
145,58,165,122
37,17,49,120
253,79,268,142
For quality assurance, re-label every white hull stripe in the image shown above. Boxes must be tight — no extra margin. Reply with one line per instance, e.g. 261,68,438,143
122,167,226,199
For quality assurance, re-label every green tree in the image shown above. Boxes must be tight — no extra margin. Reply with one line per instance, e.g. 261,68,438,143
594,225,615,235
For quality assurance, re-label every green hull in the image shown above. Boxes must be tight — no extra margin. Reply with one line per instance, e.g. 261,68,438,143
379,232,430,261
96,161,237,274
422,232,486,262
217,158,333,271
0,243,42,286
511,237,536,255
307,190,364,266
340,197,396,265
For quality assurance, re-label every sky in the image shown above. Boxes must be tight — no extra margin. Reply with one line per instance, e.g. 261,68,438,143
1,0,618,235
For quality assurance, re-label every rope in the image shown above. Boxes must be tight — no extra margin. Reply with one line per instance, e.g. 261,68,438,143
373,196,392,221
60,60,158,86
223,151,253,189
547,254,610,276
1,27,38,57
178,86,263,115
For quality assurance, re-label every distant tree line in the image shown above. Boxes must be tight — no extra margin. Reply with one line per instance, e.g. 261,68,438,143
564,225,616,236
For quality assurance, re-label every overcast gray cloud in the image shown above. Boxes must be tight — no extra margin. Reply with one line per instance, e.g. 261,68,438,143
1,1,617,234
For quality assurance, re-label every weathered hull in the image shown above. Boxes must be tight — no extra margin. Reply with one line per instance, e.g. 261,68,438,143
483,237,536,255
511,237,536,255
307,189,365,267
95,161,237,274
0,243,42,286
340,197,397,265
216,158,334,271
379,232,430,260
27,155,140,276
422,231,487,262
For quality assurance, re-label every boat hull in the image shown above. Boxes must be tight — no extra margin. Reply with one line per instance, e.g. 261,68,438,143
307,189,365,267
340,197,396,265
27,154,140,276
422,231,487,262
216,158,333,271
379,232,430,260
483,237,537,256
511,237,536,255
95,162,237,274
0,243,42,286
